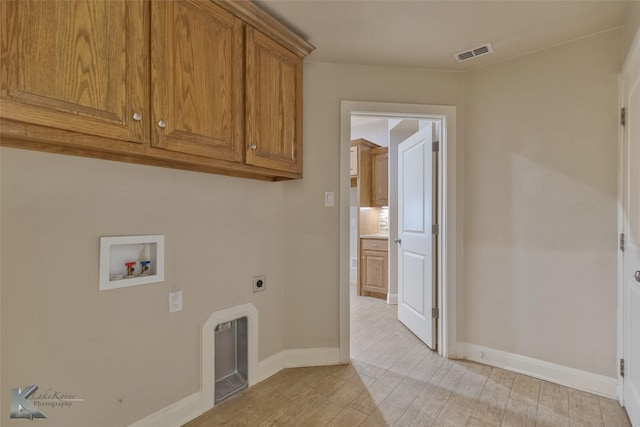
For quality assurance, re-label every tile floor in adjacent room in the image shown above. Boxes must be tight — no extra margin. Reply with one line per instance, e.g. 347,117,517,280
184,286,631,426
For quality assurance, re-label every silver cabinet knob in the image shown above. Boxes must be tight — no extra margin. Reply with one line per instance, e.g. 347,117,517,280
249,144,257,150
157,120,166,128
394,238,402,244
132,112,142,121
635,271,640,283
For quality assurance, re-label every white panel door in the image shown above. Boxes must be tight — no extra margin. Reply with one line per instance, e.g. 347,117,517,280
623,42,640,427
397,124,436,349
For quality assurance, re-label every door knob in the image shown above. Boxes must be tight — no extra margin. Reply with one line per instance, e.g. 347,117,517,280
635,271,640,283
394,238,401,244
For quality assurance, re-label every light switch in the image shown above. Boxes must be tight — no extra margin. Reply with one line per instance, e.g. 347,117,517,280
325,192,335,207
169,291,182,313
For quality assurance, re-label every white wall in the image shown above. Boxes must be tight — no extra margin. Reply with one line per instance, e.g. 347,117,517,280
351,119,389,146
624,1,640,59
464,29,621,377
283,61,466,350
0,149,286,426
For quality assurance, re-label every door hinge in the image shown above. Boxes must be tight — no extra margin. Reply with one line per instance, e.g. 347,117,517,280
621,108,626,126
432,140,440,152
432,307,439,318
432,224,439,235
620,358,625,377
620,233,625,251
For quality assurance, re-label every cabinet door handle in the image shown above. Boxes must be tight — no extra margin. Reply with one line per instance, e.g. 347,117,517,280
249,144,257,150
157,120,166,128
132,112,142,121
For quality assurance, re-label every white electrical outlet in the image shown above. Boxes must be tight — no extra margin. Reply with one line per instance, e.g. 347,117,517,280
253,275,266,293
169,291,182,313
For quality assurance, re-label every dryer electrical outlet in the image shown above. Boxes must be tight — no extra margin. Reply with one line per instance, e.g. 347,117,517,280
252,275,266,293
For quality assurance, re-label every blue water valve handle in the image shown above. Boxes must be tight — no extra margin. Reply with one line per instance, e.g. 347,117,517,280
140,260,151,275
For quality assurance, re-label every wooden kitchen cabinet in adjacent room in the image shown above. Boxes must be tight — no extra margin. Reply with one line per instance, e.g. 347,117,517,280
351,138,380,205
371,147,389,207
360,237,388,298
350,146,358,177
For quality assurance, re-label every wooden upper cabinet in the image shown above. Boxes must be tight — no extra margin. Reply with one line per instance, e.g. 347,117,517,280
371,147,389,207
150,1,243,162
351,138,380,206
0,0,314,180
0,0,148,143
245,27,302,174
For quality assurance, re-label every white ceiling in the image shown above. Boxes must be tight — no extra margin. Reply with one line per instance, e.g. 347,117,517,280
255,0,631,71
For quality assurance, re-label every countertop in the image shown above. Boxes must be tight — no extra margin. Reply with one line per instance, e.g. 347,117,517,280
360,234,389,240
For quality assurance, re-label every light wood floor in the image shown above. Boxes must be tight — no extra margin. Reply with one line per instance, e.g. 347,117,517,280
184,287,631,426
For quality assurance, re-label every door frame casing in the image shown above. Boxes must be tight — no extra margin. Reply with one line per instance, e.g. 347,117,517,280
618,28,640,406
339,101,459,362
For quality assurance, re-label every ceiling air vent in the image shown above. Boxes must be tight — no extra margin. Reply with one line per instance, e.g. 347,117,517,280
455,43,494,62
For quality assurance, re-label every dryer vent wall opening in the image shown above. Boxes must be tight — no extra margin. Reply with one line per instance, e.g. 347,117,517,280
215,317,248,404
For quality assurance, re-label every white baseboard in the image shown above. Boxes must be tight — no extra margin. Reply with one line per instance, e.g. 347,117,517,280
446,341,466,360
128,392,203,427
128,347,341,427
387,293,398,305
282,347,342,368
258,351,286,382
462,343,618,399
258,347,341,381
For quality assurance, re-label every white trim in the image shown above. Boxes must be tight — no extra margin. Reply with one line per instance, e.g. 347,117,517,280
451,342,466,359
128,347,341,427
258,347,342,381
201,303,259,413
617,65,627,405
463,343,618,399
281,347,341,367
386,293,398,305
340,101,459,362
128,392,203,427
618,24,640,414
257,351,286,382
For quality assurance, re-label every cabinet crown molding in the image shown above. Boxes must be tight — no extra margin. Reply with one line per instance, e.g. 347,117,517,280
213,0,315,58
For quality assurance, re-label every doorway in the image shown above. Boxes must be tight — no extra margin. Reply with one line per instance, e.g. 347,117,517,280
339,101,459,363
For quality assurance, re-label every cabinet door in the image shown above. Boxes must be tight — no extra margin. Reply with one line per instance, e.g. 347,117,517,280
246,27,302,174
150,1,243,162
372,148,389,207
1,0,147,143
350,146,358,176
361,249,388,295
